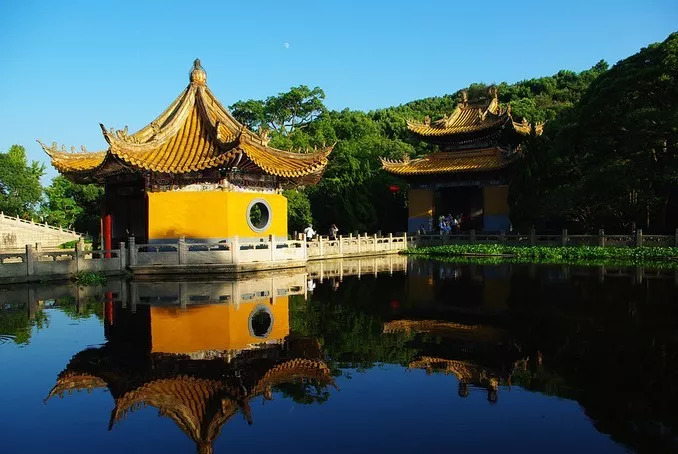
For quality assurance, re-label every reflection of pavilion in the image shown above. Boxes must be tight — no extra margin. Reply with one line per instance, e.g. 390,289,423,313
408,356,502,402
47,277,335,454
384,319,520,402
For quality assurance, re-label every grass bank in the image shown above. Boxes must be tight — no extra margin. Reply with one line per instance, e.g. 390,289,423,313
405,244,678,269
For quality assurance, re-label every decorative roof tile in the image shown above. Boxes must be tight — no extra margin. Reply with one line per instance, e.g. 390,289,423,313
407,88,542,138
38,59,332,183
380,147,518,176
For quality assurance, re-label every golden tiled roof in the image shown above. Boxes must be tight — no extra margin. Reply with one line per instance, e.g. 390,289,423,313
36,143,108,174
380,147,518,176
407,89,542,138
38,59,332,182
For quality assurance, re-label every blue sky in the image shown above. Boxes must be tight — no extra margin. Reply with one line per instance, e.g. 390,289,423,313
0,0,676,180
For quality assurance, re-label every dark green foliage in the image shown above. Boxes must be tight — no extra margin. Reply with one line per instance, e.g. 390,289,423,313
230,85,326,135
283,189,312,234
41,175,103,234
73,271,107,286
0,145,45,217
229,58,612,234
407,244,678,268
512,33,678,232
0,306,48,345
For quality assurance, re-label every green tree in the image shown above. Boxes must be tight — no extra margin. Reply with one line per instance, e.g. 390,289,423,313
512,32,678,232
41,175,103,234
231,85,326,135
0,145,44,217
283,189,313,234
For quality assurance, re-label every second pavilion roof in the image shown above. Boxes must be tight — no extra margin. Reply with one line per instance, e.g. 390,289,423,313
380,147,519,176
406,87,543,139
38,60,332,184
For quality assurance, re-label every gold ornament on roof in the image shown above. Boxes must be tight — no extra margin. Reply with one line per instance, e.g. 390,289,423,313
257,126,270,145
190,59,207,86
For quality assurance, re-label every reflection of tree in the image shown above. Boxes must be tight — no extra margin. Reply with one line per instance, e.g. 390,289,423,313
51,296,104,321
0,305,48,344
274,382,330,405
505,270,678,452
289,294,417,370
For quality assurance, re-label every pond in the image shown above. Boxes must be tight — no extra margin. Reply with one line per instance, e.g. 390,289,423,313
1,259,676,453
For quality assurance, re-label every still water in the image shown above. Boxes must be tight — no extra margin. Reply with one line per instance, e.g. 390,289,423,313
1,258,677,454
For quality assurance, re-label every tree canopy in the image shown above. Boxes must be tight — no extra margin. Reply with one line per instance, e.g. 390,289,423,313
0,145,44,217
7,32,677,235
511,32,678,232
41,175,103,235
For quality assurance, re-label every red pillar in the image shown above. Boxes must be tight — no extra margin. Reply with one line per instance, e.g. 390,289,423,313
102,214,112,258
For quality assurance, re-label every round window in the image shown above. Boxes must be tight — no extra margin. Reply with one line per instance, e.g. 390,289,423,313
249,305,274,338
247,199,272,232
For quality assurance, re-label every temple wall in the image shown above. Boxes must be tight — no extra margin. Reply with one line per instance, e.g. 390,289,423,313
147,191,287,242
482,186,510,232
408,189,434,233
149,296,289,354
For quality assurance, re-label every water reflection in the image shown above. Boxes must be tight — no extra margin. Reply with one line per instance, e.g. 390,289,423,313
44,275,336,454
1,258,677,453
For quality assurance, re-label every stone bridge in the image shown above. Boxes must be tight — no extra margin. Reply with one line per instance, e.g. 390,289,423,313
0,212,81,249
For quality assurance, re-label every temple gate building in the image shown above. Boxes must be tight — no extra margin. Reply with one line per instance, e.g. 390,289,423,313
39,60,331,249
381,87,542,232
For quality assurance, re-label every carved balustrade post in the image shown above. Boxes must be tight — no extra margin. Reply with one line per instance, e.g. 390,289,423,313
128,237,137,266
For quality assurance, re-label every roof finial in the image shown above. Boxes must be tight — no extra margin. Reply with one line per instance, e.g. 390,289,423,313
461,90,468,107
488,85,498,100
190,58,207,85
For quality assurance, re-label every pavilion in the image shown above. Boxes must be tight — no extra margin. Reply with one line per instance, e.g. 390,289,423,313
39,59,332,250
381,87,542,232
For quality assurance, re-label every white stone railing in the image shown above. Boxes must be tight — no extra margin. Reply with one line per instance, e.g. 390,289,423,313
0,240,125,282
306,233,408,259
1,234,412,282
0,211,81,236
128,236,307,267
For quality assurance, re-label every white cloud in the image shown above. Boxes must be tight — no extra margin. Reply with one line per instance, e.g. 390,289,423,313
283,42,290,49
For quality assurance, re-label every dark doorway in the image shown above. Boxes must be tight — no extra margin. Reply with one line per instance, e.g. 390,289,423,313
435,186,483,231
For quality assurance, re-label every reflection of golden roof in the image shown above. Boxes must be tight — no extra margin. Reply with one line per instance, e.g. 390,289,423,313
253,358,336,395
110,377,242,454
47,338,335,454
407,89,543,138
408,356,499,390
384,319,477,334
383,319,506,342
38,59,332,184
380,147,518,175
46,372,108,400
409,357,481,381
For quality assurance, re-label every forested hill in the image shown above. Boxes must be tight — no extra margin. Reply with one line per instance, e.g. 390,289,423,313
229,58,611,234
2,32,676,236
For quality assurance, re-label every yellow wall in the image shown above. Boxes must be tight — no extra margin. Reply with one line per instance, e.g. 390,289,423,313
147,191,287,240
150,296,289,354
483,186,509,216
408,189,434,218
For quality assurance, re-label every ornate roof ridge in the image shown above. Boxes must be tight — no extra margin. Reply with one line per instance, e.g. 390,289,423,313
406,86,543,138
39,59,332,181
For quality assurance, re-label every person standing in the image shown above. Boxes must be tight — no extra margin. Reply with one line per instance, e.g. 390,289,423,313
329,224,339,241
303,224,316,241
